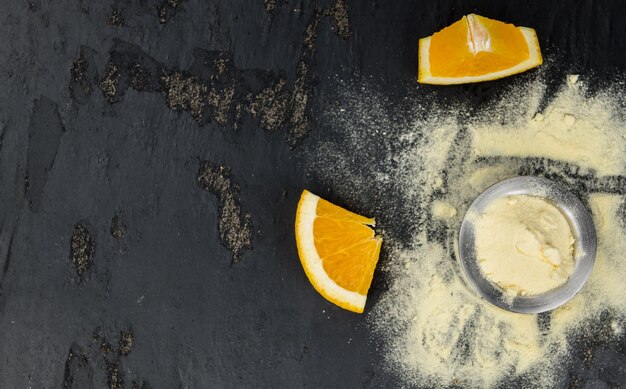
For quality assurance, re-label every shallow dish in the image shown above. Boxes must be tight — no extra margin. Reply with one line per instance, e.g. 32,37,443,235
458,176,597,314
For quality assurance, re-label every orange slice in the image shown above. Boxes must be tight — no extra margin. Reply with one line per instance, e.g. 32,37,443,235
295,190,382,313
418,14,542,84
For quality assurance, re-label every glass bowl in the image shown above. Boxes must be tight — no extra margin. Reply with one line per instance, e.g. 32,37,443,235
458,176,597,314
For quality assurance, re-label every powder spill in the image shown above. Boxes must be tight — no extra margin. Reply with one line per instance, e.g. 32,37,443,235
470,82,626,176
306,74,626,387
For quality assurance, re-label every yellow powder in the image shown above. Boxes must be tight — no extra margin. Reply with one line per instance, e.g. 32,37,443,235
383,243,545,388
431,200,457,219
470,81,626,176
468,165,516,193
473,195,575,296
310,74,626,388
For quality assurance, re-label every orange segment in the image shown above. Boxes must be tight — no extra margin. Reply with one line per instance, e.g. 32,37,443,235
313,217,375,259
316,197,375,224
418,14,542,84
322,240,382,294
295,190,383,313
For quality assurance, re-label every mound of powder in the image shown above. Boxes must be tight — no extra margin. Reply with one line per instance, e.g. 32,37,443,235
473,194,575,297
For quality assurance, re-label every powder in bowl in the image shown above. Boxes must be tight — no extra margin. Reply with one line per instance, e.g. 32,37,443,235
473,194,575,297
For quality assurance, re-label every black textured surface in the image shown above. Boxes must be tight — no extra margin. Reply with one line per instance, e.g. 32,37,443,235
0,1,625,388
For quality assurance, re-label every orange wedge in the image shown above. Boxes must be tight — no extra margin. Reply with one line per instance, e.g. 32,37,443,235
295,190,382,313
418,14,542,84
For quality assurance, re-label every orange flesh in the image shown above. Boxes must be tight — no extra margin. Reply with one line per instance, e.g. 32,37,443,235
313,198,381,295
429,14,530,77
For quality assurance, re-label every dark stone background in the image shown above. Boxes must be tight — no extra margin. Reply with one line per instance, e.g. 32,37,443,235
0,0,625,388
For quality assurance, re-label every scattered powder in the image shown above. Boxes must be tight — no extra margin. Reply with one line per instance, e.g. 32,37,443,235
470,80,626,176
379,242,544,387
309,74,626,387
